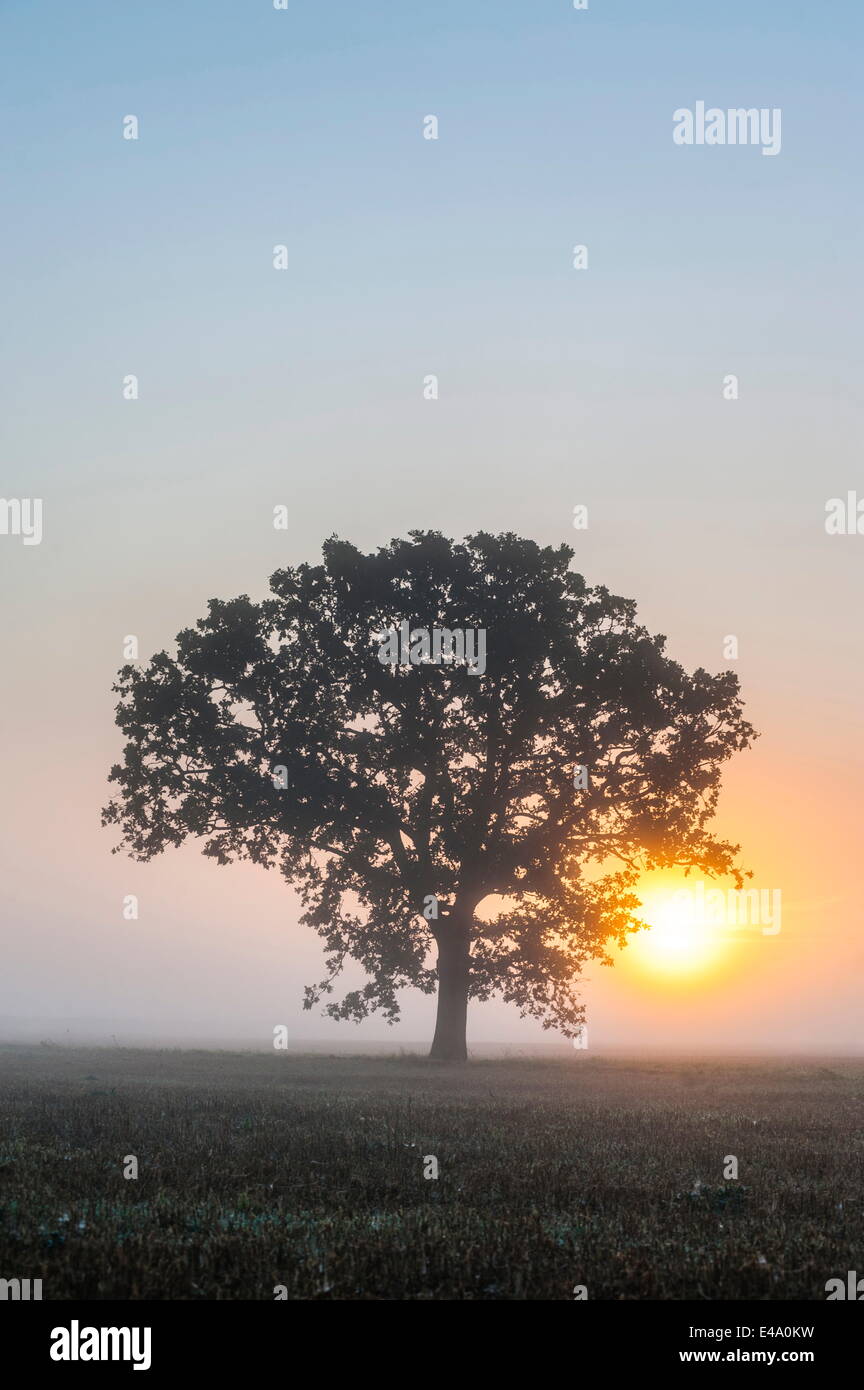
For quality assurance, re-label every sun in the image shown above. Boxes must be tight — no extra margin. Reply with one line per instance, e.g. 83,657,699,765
626,871,727,978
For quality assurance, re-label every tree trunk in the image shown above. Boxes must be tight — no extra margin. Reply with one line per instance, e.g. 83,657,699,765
429,922,470,1061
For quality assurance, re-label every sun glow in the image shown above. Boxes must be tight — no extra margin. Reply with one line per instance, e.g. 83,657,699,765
627,872,727,978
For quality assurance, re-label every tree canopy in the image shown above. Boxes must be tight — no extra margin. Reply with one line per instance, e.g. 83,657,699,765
103,531,756,1058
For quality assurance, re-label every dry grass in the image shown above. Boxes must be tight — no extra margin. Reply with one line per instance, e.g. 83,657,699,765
0,1046,861,1299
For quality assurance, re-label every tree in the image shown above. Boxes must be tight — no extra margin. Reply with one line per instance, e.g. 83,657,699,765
103,531,756,1061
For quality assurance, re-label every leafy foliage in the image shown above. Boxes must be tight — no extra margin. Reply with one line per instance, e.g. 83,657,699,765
103,531,755,1035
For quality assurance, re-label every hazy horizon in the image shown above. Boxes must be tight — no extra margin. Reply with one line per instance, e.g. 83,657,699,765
3,1026,861,1059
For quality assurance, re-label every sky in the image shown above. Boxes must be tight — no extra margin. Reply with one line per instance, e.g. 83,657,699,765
1,0,862,1050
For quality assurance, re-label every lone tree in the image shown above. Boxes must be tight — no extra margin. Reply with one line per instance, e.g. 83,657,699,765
103,531,755,1061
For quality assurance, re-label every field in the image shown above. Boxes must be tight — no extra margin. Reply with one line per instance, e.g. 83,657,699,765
0,1046,861,1300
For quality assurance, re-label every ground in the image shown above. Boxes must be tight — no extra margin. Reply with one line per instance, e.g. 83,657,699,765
0,1046,860,1300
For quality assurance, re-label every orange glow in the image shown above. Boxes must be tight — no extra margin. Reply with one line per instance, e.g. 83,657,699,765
624,871,729,978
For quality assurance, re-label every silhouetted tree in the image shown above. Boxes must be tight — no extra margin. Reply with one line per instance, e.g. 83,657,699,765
103,532,755,1060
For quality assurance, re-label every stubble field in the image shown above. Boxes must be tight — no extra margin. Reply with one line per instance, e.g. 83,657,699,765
0,1046,860,1300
